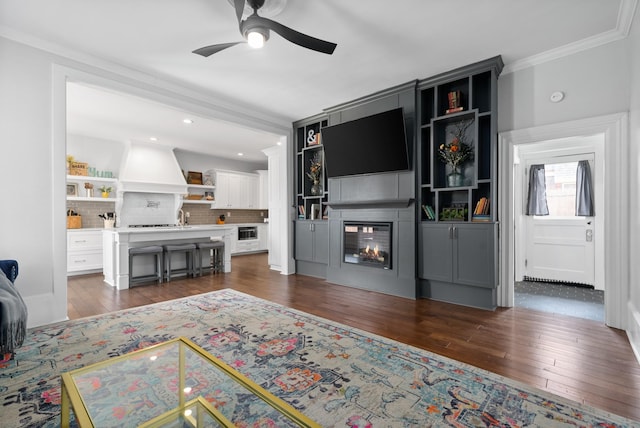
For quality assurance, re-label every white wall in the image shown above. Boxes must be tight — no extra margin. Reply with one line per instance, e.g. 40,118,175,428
174,149,266,174
628,8,640,359
0,36,291,327
67,134,124,173
0,37,68,326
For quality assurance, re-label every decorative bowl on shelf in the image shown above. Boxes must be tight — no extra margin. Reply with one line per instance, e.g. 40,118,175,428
186,194,203,200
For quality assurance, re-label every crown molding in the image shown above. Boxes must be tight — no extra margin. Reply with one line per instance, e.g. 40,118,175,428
503,0,638,74
0,24,292,131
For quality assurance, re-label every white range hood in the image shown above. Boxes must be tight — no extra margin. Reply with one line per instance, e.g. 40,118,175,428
118,141,188,195
116,141,188,227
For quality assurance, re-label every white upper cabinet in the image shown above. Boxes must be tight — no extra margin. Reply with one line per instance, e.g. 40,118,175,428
214,170,259,209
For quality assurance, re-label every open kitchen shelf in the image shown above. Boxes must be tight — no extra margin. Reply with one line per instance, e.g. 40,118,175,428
183,183,216,205
66,175,117,202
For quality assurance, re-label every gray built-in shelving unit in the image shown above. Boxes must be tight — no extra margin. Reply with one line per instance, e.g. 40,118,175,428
417,56,503,309
292,56,503,309
293,114,330,278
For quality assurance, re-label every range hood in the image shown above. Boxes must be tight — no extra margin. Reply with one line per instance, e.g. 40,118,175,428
118,141,188,195
115,141,188,228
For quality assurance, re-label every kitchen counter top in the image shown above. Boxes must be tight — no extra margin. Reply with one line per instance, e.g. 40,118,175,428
103,225,234,290
111,224,233,233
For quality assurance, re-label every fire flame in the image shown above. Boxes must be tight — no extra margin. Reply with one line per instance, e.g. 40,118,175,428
364,245,379,256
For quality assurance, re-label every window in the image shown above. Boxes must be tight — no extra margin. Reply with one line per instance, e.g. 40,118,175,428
543,162,578,217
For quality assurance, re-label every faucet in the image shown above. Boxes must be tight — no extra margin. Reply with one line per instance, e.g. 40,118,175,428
178,209,185,226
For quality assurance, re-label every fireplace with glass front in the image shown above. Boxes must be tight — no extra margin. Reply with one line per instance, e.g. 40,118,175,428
343,222,392,270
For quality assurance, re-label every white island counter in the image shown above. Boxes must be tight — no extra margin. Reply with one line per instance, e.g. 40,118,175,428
103,225,233,290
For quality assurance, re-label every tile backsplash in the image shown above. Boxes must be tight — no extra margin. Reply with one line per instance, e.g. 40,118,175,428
66,200,116,229
67,200,268,229
188,204,268,224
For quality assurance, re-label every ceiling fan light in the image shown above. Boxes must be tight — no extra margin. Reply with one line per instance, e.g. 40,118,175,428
247,31,265,48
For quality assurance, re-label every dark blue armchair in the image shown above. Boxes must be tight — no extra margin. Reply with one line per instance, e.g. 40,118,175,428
0,259,27,357
0,260,18,283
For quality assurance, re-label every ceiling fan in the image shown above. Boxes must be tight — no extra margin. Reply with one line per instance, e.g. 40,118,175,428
193,0,337,57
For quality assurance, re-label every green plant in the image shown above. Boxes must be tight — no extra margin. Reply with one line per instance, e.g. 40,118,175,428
99,185,112,193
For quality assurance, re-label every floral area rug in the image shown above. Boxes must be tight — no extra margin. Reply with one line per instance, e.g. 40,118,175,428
0,289,636,427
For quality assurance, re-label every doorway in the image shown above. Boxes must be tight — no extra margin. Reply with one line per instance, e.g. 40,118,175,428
520,155,600,288
498,113,629,330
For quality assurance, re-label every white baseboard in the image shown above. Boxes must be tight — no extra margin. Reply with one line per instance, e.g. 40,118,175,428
627,300,640,364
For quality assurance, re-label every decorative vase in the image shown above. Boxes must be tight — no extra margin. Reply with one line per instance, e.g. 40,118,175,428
101,192,110,198
447,168,464,187
310,181,322,196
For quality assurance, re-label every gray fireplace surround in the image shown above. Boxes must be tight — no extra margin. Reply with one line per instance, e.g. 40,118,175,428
326,171,416,299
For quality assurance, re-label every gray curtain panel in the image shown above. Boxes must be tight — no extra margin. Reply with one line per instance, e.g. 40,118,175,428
526,164,549,216
576,160,594,216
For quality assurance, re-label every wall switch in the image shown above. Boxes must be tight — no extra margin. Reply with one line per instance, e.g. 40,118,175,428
260,212,264,217
227,212,231,217
185,212,190,218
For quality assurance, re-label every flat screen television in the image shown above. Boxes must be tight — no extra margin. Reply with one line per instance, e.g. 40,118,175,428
321,107,409,178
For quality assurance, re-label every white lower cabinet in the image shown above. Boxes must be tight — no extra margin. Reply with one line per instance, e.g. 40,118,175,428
229,224,268,255
67,229,103,275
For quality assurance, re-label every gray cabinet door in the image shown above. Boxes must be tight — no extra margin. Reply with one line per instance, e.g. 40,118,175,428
452,223,496,288
419,223,453,282
295,221,314,262
313,222,329,264
295,221,329,264
420,223,496,288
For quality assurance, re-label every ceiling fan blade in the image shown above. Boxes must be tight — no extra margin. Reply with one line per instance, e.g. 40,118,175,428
233,0,245,26
192,42,244,57
254,16,337,54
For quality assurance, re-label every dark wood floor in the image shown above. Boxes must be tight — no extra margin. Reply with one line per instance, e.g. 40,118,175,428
68,253,640,421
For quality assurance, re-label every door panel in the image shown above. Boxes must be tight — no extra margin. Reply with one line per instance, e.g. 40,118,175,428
419,224,453,282
454,224,496,287
525,218,594,285
295,222,314,262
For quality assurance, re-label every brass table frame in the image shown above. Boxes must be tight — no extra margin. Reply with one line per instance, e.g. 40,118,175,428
61,337,320,427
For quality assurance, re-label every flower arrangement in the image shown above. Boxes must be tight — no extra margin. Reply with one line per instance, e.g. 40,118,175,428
438,119,474,171
306,152,322,184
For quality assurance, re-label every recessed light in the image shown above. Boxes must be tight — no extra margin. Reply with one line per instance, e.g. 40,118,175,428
237,152,244,156
183,118,193,124
149,137,158,141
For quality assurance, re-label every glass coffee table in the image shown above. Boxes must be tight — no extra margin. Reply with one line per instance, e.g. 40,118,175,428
61,337,320,427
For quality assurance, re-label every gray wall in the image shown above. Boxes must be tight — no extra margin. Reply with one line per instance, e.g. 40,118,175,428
498,31,639,351
498,39,630,132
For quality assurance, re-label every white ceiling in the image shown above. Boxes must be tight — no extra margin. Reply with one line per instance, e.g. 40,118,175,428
0,0,633,162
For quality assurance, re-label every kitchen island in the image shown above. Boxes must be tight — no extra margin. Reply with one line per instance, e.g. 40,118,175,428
103,225,233,290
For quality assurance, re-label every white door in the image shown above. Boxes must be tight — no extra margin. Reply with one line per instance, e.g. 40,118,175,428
523,159,596,286
525,218,594,285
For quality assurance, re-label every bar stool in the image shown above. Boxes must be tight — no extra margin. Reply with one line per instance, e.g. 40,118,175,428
129,245,164,286
163,243,196,282
195,240,225,276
